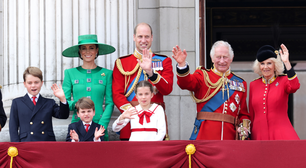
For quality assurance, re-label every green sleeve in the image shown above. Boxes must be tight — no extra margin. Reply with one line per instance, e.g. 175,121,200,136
98,70,114,128
62,69,77,111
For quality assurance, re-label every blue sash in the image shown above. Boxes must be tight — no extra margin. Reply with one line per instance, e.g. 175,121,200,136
190,74,243,140
126,55,166,101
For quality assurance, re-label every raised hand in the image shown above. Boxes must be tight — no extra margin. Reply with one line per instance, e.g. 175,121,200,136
70,129,79,142
279,44,292,70
172,45,187,67
137,48,153,76
120,107,138,121
51,84,67,103
94,125,105,141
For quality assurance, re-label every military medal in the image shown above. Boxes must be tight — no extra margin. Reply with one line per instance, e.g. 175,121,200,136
230,102,237,112
152,59,163,71
235,94,240,104
159,61,163,70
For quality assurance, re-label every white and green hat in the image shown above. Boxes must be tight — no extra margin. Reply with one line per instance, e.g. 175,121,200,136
62,34,115,57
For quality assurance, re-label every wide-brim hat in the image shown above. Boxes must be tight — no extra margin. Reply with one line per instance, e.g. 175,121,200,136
256,45,278,62
62,34,115,57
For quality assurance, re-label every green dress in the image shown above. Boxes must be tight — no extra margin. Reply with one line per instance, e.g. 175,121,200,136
63,66,114,140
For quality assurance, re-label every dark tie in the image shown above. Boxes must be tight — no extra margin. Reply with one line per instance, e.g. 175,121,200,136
85,124,90,132
32,96,37,106
138,111,153,125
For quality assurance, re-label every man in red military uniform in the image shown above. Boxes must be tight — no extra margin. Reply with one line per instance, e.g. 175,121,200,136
112,23,173,140
172,41,250,140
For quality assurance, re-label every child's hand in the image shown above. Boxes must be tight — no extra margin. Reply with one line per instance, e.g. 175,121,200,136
51,84,67,103
70,129,79,142
94,125,105,141
120,107,138,121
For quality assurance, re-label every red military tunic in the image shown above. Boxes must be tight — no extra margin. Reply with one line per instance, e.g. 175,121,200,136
249,68,300,140
112,49,173,139
177,65,250,140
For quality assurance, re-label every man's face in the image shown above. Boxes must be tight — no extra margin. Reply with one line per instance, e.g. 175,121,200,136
133,24,153,54
211,45,233,73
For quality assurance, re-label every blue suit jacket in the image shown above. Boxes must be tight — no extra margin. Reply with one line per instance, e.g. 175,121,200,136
66,120,104,142
0,90,7,130
9,94,70,142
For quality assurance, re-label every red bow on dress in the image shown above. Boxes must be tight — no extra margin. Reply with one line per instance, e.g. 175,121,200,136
138,111,153,125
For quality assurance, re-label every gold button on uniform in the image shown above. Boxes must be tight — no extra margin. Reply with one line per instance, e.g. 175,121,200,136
42,131,44,134
30,122,33,125
31,132,33,135
41,121,44,124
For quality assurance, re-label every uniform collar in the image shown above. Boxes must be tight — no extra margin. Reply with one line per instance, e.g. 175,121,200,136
133,48,153,60
262,75,276,84
212,66,231,77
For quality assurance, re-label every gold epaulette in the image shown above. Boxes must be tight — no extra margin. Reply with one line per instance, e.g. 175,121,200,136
279,73,287,76
190,68,225,103
231,72,245,81
119,54,133,59
196,66,210,71
153,53,169,58
196,66,203,70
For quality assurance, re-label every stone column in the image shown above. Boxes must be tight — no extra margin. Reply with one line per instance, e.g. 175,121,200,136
0,0,135,142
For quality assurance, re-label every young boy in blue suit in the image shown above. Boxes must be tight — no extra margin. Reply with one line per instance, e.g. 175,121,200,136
66,97,105,142
9,67,70,142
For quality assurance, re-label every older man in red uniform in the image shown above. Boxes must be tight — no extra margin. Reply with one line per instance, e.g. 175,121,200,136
112,23,173,140
172,41,250,140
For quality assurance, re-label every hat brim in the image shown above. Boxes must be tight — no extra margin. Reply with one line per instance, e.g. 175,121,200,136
62,42,116,57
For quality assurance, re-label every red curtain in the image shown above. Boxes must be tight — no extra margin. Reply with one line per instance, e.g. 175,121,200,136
0,140,306,168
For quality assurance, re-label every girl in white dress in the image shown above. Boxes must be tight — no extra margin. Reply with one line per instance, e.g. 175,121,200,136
112,81,166,141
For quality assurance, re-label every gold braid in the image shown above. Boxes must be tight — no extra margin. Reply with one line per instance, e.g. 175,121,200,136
190,69,226,103
115,58,143,97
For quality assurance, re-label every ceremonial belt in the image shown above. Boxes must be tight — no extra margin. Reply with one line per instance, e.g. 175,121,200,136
197,111,236,125
131,128,158,132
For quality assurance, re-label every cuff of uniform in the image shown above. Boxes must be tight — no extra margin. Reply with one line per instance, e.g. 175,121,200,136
147,70,157,81
176,64,190,77
149,70,161,84
119,103,133,111
287,68,297,80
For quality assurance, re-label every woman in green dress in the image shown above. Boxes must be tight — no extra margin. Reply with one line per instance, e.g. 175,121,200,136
62,34,115,140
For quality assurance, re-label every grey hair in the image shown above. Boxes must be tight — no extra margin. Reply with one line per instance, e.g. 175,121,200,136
210,40,234,59
252,54,284,76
